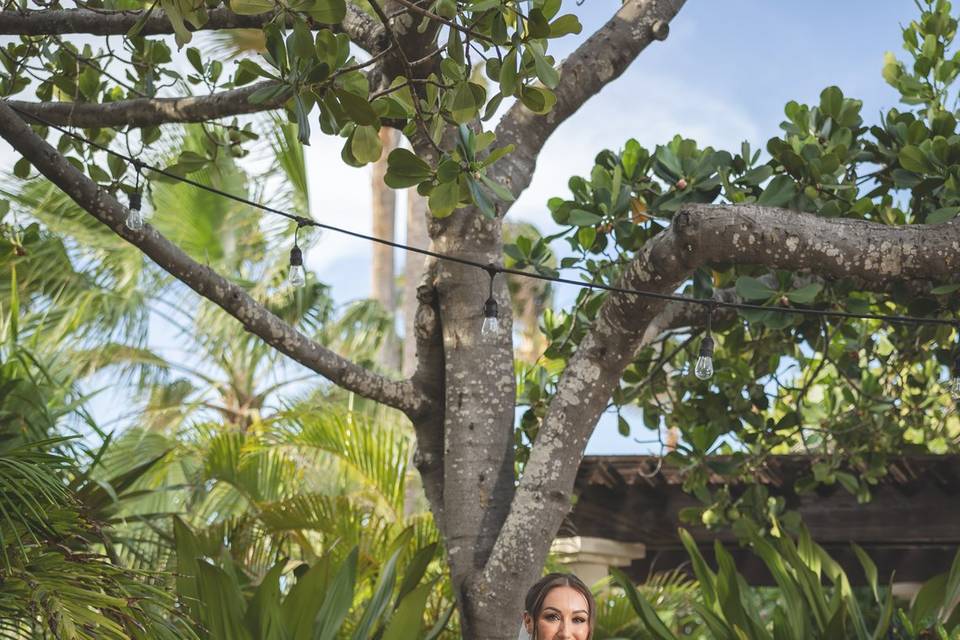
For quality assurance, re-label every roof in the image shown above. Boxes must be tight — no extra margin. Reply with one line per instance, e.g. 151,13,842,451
566,455,960,584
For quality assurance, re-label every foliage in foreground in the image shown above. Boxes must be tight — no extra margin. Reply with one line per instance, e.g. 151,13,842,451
613,525,960,640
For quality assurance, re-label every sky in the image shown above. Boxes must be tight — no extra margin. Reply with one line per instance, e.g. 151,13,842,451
0,1,921,452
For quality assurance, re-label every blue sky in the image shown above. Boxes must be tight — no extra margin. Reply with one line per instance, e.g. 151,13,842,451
0,1,924,452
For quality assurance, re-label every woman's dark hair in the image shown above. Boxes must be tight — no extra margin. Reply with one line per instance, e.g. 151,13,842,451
524,572,596,639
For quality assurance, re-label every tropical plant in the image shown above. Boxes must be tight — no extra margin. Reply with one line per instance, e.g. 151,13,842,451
172,519,452,639
613,524,960,640
0,264,192,638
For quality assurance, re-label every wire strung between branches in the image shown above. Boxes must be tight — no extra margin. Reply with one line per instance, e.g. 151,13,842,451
6,101,959,329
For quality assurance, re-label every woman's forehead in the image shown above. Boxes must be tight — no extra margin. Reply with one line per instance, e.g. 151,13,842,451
542,585,589,613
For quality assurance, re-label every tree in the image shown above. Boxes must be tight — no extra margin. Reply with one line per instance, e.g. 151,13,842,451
4,0,960,637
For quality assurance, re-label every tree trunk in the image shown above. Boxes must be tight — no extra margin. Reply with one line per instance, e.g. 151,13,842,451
371,127,401,372
403,191,429,377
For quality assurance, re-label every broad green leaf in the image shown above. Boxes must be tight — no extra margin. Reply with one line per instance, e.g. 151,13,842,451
566,209,602,226
735,276,776,301
785,283,822,304
245,562,286,640
229,0,275,14
314,548,358,640
336,90,379,126
549,14,582,37
291,0,346,23
757,174,796,206
899,145,930,173
931,283,960,294
450,82,478,123
396,543,437,603
385,148,432,188
382,580,436,640
282,557,334,640
927,206,960,223
351,125,383,164
429,180,460,218
519,86,556,114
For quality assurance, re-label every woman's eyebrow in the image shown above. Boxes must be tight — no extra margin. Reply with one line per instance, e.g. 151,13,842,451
542,606,589,615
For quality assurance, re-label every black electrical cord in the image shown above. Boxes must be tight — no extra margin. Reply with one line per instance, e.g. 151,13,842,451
6,102,959,328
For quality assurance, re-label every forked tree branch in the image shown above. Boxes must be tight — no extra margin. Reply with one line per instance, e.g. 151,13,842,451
0,7,385,52
491,0,686,201
0,100,429,418
479,202,960,595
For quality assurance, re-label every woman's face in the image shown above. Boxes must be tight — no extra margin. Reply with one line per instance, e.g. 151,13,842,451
523,585,591,640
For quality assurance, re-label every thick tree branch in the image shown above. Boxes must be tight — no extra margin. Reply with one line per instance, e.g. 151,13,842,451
6,81,288,128
0,7,384,52
0,100,428,417
479,202,960,596
491,0,686,200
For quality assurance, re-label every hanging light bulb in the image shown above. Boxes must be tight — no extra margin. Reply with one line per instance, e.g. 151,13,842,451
480,265,499,341
694,335,715,380
481,296,499,338
125,190,144,231
693,302,716,380
288,245,306,287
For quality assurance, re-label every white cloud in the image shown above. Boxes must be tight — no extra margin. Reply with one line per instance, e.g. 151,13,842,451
509,68,762,231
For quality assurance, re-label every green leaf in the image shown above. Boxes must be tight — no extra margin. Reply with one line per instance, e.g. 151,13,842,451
927,206,960,223
160,0,193,47
736,276,776,301
396,543,437,603
478,174,514,201
381,580,436,640
785,283,822,304
899,145,930,173
351,125,383,164
531,49,559,89
520,86,556,114
931,283,960,294
290,0,346,23
610,568,678,640
449,82,478,124
499,49,518,96
428,180,460,218
385,148,432,188
315,548,358,640
229,0,275,14
566,209,602,226
757,174,796,206
548,14,582,37
819,86,843,118
351,544,404,640
336,90,379,126
13,157,30,179
245,562,286,640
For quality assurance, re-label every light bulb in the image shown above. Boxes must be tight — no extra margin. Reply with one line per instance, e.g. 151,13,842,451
694,335,714,380
288,245,306,287
481,296,499,340
125,191,144,231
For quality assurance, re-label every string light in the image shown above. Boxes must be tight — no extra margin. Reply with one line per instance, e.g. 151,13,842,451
289,224,306,288
694,303,715,380
9,104,960,382
125,164,144,231
481,265,499,341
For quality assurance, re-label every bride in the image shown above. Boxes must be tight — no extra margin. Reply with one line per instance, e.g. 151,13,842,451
518,573,595,640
